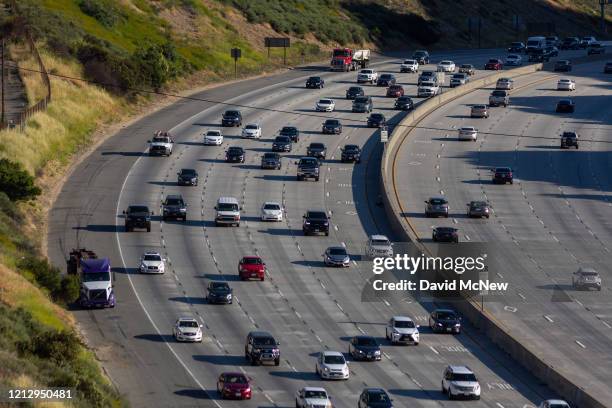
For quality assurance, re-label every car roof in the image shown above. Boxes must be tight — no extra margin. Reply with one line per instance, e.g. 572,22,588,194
166,194,183,200
364,388,387,394
435,226,457,231
322,350,344,357
222,371,246,377
578,267,598,273
177,317,197,322
392,315,413,321
217,196,239,204
303,387,327,392
180,168,196,172
307,209,327,213
243,255,262,260
544,400,569,405
327,246,346,251
434,308,456,313
263,201,281,206
370,234,389,240
448,365,473,374
429,196,447,200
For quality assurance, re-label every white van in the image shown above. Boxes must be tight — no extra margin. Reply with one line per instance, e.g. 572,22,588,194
215,197,241,227
526,36,546,53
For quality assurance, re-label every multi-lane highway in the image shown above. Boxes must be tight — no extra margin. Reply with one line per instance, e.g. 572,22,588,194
391,59,612,402
48,49,572,407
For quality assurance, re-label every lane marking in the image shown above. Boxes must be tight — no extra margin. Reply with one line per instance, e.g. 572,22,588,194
575,340,586,349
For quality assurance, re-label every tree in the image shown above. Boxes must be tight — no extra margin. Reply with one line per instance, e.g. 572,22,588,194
0,159,41,201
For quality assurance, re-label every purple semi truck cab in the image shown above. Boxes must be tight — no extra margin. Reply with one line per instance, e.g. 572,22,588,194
79,258,115,308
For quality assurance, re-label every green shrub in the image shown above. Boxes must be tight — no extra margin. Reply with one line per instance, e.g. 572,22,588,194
18,256,62,295
78,0,124,28
58,274,81,305
18,330,81,366
0,159,41,201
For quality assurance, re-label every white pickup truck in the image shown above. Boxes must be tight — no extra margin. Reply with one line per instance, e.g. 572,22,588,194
417,81,440,98
357,69,378,84
148,131,174,156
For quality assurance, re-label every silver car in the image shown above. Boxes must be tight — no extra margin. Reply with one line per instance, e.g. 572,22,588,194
425,197,449,217
572,267,602,291
470,105,489,118
365,235,393,258
323,246,350,267
495,78,514,90
458,126,478,141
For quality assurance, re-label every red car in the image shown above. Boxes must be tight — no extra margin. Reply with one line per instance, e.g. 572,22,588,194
239,256,266,281
217,372,252,400
386,85,404,97
484,59,503,70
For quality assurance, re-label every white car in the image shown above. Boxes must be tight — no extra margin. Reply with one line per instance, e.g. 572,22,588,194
315,99,336,112
365,235,393,258
495,77,514,90
557,78,576,91
357,69,378,84
385,316,419,345
139,251,165,274
315,351,350,380
295,387,332,408
458,126,478,141
203,129,223,145
417,81,440,97
241,123,262,139
538,400,570,408
505,54,522,66
260,201,283,222
148,131,174,156
400,59,419,73
437,60,455,72
173,317,203,342
441,365,481,400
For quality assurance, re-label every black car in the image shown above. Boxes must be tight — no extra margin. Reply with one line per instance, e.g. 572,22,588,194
302,210,330,236
376,73,396,87
429,309,461,334
348,335,381,361
432,227,459,243
352,95,373,113
279,126,299,142
322,119,342,134
340,144,361,163
546,46,559,57
221,110,242,127
177,168,198,186
528,49,551,62
554,60,572,72
206,281,233,304
588,43,606,55
560,37,580,50
507,42,526,53
605,62,612,73
556,99,575,113
358,389,393,408
394,95,414,111
124,205,152,232
560,131,579,149
367,113,386,128
412,50,430,64
305,76,324,89
297,157,320,181
225,146,245,163
307,142,327,159
261,152,282,169
346,86,365,99
492,167,513,184
245,331,280,366
162,194,187,221
272,135,292,152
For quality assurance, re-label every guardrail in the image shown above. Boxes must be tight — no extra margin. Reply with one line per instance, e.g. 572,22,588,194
380,56,610,408
1,0,51,132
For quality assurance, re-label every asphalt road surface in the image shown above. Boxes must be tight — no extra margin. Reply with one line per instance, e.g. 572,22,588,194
48,49,573,407
392,59,612,402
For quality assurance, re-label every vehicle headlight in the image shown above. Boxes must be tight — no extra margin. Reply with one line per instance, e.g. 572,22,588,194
180,208,186,212
323,366,329,372
357,349,364,354
226,294,232,299
436,323,443,326
455,323,461,327
253,348,261,353
374,350,381,355
474,384,480,392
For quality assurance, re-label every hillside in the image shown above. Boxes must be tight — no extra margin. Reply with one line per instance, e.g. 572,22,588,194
0,0,609,406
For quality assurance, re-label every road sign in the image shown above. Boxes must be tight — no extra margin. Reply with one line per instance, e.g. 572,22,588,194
231,48,241,59
380,129,389,142
265,37,290,47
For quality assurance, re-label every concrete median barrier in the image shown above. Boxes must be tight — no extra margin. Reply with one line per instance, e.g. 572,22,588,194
380,57,609,408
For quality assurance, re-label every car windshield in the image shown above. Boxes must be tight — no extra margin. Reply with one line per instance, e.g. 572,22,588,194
307,211,327,220
344,145,359,151
143,254,161,261
128,206,149,213
361,70,373,74
310,143,325,149
253,336,276,345
390,85,402,90
488,59,499,63
430,198,447,205
165,198,183,206
452,74,463,79
179,321,198,328
245,124,258,130
492,91,506,96
263,203,280,210
228,147,243,153
281,127,297,134
263,153,279,159
461,64,472,68
325,120,339,126
354,97,369,103
82,272,111,282
437,311,457,320
224,111,239,117
243,257,263,265
471,201,487,207
226,374,247,384
372,239,390,246
305,390,327,399
300,159,318,166
324,355,345,364
309,77,321,81
348,87,361,92
356,337,377,346
180,169,196,176
152,137,170,143
398,96,411,101
368,392,390,402
404,60,415,64
414,51,426,56
582,271,599,276
217,203,238,211
380,74,392,79
319,99,332,104
421,71,433,76
559,100,571,104
275,136,291,142
371,114,384,119
206,131,220,136
394,320,415,328
211,282,230,290
328,247,347,256
451,373,477,382
496,167,511,172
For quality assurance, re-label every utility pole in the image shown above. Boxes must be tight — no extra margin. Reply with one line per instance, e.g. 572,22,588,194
478,18,482,49
600,0,608,34
1,39,5,126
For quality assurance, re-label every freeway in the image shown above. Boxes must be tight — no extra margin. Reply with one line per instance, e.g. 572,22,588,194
391,59,612,402
48,49,562,407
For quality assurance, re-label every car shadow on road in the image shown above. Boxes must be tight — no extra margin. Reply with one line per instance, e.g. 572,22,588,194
291,260,326,268
204,273,241,281
388,388,447,401
134,333,175,342
72,224,118,233
148,181,178,187
101,151,146,157
257,228,295,236
268,371,319,381
192,122,222,127
168,296,207,305
199,158,226,163
174,389,219,400
193,354,250,366
177,141,203,147
254,174,295,182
